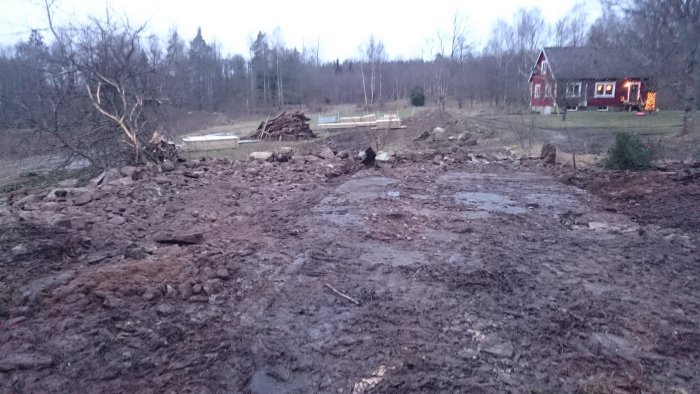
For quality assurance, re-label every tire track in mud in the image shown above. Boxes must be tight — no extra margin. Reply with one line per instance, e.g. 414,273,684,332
233,164,698,393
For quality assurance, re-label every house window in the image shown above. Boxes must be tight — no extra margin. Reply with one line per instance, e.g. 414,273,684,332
544,84,552,98
594,82,615,98
534,84,541,99
541,61,547,75
566,82,582,97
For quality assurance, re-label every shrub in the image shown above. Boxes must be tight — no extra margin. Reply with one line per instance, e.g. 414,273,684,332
410,86,425,107
604,133,656,170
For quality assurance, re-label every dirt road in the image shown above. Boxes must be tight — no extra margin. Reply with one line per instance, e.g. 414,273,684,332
1,110,698,393
1,146,698,393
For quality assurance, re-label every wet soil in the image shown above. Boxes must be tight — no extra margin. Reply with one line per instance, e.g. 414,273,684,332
1,111,698,393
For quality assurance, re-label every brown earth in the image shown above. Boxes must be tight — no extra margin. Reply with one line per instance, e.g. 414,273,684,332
0,110,698,393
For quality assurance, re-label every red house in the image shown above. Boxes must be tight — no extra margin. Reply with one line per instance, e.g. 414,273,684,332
529,47,651,114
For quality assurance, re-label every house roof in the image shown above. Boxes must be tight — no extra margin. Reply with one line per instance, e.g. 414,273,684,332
542,47,650,80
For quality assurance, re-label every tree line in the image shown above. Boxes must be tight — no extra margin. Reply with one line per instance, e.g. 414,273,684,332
0,0,697,165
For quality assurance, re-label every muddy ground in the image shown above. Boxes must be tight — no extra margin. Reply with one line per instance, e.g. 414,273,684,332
1,110,698,393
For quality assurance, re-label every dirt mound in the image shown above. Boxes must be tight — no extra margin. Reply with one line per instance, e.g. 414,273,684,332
253,111,315,141
557,164,700,233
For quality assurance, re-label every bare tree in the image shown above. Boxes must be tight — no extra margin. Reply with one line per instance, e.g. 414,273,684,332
41,0,172,165
553,3,590,47
360,35,386,108
623,0,699,134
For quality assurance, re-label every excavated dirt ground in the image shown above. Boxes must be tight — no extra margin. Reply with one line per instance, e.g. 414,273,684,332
1,111,698,393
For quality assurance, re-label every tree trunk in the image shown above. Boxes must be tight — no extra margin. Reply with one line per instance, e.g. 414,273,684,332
681,48,696,135
360,61,369,111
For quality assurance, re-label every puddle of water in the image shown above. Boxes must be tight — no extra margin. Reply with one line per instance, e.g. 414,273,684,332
455,192,526,215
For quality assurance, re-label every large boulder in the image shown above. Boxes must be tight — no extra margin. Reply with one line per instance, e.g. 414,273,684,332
375,151,395,162
161,160,176,172
431,127,446,140
273,147,294,162
249,151,274,162
319,147,336,160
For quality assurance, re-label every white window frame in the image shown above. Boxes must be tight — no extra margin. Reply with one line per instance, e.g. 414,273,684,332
594,82,616,98
534,84,541,99
541,61,548,75
544,84,552,98
566,82,582,98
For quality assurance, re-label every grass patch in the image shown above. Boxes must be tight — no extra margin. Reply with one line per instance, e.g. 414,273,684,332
494,111,686,132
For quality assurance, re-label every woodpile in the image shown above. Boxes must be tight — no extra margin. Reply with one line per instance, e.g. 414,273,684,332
253,111,316,141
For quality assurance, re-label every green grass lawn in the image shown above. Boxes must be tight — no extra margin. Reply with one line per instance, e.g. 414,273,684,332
492,110,687,132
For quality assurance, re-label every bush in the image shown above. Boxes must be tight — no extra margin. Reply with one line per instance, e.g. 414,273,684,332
604,133,656,170
410,86,425,107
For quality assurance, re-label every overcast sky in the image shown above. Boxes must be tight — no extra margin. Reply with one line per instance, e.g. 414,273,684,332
0,0,601,60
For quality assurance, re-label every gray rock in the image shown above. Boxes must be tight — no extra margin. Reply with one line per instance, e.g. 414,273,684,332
249,151,274,162
120,166,137,178
273,147,294,162
0,353,53,372
101,168,122,185
215,268,230,280
375,151,395,162
73,191,94,206
156,303,175,316
192,284,203,294
431,127,446,140
161,160,176,172
203,278,223,295
337,150,351,159
166,284,177,297
108,215,126,225
142,289,161,302
103,293,125,308
178,282,193,299
319,147,335,159
457,132,472,141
